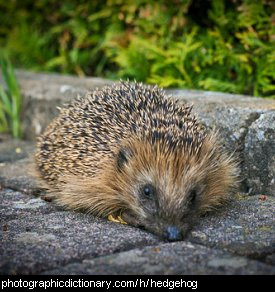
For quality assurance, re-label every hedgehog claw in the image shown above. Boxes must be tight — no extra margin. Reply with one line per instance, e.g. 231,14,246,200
108,214,128,225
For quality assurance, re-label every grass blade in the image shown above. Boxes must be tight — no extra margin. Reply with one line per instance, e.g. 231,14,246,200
0,54,22,138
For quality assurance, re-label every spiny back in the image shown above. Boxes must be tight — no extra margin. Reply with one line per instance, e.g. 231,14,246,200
36,81,206,182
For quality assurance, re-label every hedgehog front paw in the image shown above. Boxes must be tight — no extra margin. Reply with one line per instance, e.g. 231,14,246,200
120,210,141,227
107,214,128,225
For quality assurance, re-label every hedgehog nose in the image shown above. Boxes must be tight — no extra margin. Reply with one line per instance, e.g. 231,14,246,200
164,226,182,241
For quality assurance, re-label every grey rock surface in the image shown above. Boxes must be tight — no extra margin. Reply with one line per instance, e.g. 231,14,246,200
243,111,275,195
0,189,159,275
14,70,112,140
0,135,38,194
43,242,274,275
190,105,260,154
187,194,275,261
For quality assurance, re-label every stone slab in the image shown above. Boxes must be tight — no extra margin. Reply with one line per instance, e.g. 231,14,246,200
1,189,273,275
43,241,274,275
0,189,159,275
187,193,275,263
243,112,275,195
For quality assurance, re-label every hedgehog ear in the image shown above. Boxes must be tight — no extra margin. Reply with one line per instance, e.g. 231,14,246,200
117,146,133,171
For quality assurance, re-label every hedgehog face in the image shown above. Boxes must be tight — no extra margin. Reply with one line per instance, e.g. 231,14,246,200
115,137,238,241
126,179,202,242
119,164,206,241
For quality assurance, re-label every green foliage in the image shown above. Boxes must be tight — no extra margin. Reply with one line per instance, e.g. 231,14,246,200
0,0,274,97
0,53,22,138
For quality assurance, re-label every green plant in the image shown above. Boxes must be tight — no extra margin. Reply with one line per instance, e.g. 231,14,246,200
0,53,22,138
0,0,274,97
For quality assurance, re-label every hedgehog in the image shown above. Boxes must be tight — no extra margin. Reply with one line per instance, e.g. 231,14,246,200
35,81,239,241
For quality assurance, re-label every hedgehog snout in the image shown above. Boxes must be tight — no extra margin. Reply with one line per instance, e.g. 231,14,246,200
164,225,182,241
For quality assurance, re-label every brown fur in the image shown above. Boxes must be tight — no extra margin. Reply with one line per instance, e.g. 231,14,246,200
35,81,239,240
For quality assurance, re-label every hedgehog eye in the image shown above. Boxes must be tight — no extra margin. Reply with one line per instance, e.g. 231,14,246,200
117,146,133,171
142,184,155,200
189,189,197,204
